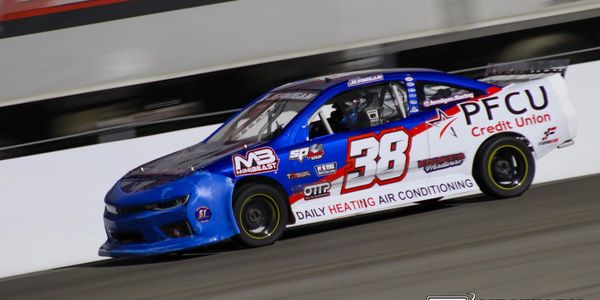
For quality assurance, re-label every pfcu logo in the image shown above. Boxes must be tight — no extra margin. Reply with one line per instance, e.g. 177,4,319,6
427,292,475,300
459,86,548,125
303,182,331,200
290,144,324,162
232,147,279,176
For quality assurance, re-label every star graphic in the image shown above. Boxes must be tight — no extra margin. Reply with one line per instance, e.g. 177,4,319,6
426,108,458,138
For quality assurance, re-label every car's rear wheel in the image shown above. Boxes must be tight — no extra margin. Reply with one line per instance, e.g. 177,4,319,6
233,184,288,247
473,136,535,198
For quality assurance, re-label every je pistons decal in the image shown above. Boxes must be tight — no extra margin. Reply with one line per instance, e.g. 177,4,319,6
418,153,465,173
289,144,324,162
232,147,279,176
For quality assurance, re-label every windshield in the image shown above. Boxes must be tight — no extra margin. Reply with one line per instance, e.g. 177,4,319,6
207,91,318,143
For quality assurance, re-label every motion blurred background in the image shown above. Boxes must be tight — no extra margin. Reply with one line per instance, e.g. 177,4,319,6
1,0,600,159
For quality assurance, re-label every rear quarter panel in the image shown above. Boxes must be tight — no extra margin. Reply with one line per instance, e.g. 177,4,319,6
456,75,574,159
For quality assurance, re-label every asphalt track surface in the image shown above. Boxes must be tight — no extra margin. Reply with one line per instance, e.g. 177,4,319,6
2,175,600,300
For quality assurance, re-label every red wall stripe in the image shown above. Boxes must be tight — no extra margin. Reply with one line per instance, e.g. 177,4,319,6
1,0,129,22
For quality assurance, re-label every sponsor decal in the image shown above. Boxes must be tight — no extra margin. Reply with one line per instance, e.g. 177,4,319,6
459,86,553,137
289,144,324,162
386,179,474,201
342,127,411,194
287,171,311,180
232,147,279,176
315,162,337,177
418,153,465,173
347,74,384,87
195,206,212,222
460,86,549,125
303,182,331,200
539,126,559,145
468,114,552,137
427,108,458,138
295,207,327,221
405,78,419,113
293,179,475,221
423,92,474,107
328,197,377,214
265,91,318,101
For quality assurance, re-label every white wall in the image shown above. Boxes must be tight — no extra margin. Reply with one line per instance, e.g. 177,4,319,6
0,61,599,278
0,124,219,278
533,61,600,183
1,0,600,106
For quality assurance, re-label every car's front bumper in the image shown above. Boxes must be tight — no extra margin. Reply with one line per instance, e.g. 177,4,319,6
99,171,239,257
99,235,225,257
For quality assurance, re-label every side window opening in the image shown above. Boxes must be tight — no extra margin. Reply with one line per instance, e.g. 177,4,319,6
388,83,408,120
308,82,408,139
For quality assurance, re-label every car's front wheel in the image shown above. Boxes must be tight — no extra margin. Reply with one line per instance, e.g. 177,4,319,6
233,184,288,247
473,136,536,198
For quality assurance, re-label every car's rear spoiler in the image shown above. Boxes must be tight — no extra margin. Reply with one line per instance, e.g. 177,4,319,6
479,59,569,86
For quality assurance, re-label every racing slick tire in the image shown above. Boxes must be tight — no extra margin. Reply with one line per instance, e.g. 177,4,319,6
473,136,535,199
233,184,288,247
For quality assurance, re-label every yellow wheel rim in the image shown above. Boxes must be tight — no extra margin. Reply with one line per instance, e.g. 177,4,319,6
238,193,281,240
487,145,529,191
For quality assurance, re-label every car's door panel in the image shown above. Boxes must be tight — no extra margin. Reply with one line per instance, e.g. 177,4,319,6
288,114,430,226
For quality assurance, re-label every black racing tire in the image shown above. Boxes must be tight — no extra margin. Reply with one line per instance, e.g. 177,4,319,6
233,184,288,248
473,136,535,198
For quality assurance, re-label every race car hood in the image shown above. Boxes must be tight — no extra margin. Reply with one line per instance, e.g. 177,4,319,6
125,141,260,178
119,141,259,193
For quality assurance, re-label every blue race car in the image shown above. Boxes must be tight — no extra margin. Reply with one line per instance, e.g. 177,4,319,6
100,68,576,256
